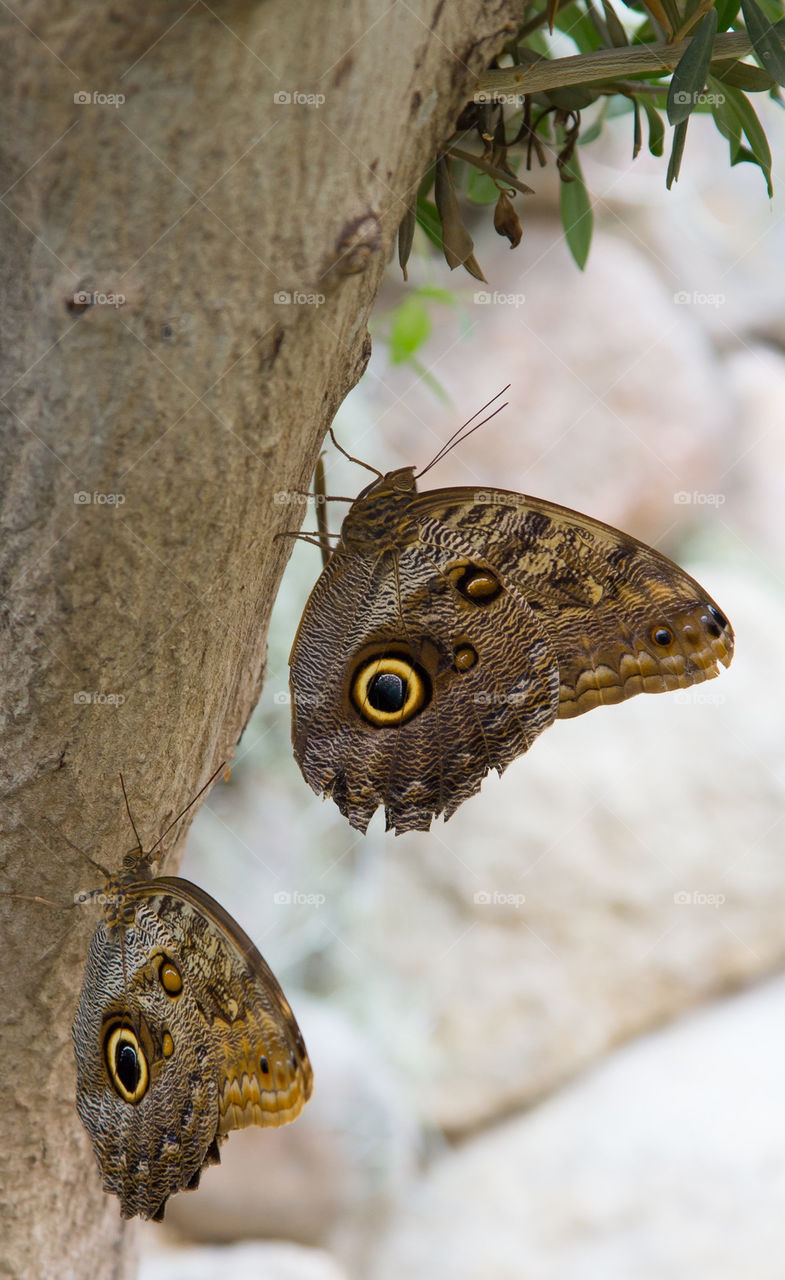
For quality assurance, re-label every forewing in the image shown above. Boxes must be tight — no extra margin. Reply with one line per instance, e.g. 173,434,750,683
411,488,734,717
142,879,313,1134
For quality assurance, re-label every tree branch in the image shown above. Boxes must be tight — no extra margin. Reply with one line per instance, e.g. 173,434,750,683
475,31,770,95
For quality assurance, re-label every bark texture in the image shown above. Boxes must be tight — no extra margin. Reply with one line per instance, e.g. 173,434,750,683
0,2,521,1276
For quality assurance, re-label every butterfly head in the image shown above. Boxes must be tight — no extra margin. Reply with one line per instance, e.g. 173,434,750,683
342,467,419,551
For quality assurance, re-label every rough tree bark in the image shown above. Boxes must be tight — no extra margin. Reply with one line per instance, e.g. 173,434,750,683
0,3,521,1276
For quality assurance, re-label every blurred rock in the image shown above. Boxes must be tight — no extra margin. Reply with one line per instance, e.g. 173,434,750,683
348,563,785,1136
157,1000,418,1271
724,343,785,569
368,976,785,1280
139,1240,349,1280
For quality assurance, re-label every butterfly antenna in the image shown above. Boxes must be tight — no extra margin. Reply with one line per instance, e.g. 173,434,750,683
145,760,227,859
416,385,511,479
119,772,144,852
41,818,112,881
328,428,383,479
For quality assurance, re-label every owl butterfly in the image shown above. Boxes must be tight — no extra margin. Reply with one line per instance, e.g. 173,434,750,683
289,394,734,835
18,768,312,1221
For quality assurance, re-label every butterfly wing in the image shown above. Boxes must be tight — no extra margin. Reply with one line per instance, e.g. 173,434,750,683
409,487,734,717
290,532,560,834
73,879,311,1221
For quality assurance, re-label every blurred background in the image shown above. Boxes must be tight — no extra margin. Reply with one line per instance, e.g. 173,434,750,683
141,94,785,1280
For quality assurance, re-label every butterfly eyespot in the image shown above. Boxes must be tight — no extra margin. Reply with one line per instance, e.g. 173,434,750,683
701,613,722,639
708,604,727,629
104,1024,149,1104
450,563,503,605
350,654,430,727
453,644,478,672
162,1031,175,1058
157,957,183,997
651,627,673,647
290,1051,297,1071
259,1055,270,1074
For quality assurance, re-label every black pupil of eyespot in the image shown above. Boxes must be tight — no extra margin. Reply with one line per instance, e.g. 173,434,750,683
654,629,671,645
368,672,406,712
117,1042,140,1092
708,605,727,629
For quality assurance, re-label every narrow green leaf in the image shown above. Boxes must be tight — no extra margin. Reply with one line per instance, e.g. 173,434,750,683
559,149,593,270
642,98,665,155
717,82,773,193
398,207,415,281
666,118,689,187
415,197,443,252
740,0,785,85
602,0,630,43
388,297,431,365
715,0,741,30
667,8,719,123
710,56,776,91
555,3,604,50
708,75,744,160
632,96,642,157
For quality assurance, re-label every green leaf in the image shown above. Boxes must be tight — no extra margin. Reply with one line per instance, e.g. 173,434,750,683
555,3,604,50
415,197,443,251
709,76,744,159
559,148,593,269
666,118,689,187
632,96,643,156
642,98,665,155
602,0,630,44
710,57,776,91
388,296,431,365
740,0,785,85
715,0,741,29
667,8,719,123
716,81,774,193
465,169,500,205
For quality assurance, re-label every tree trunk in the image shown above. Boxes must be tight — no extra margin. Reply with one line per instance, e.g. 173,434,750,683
0,3,520,1276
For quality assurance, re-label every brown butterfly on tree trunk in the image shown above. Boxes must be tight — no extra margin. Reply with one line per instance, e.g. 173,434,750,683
288,394,734,835
8,767,313,1221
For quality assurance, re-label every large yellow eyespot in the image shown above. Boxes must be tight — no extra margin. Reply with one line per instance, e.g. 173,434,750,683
350,653,430,727
448,563,503,605
104,1024,149,1104
156,955,183,997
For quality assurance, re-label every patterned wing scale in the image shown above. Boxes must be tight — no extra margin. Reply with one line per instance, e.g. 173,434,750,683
290,534,560,834
144,879,312,1134
73,876,312,1221
290,472,734,835
411,488,734,718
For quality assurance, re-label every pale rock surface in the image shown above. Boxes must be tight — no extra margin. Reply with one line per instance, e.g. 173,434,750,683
368,976,785,1280
139,1239,350,1280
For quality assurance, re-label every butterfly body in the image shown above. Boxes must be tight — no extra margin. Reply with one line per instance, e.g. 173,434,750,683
290,470,734,835
73,856,312,1221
